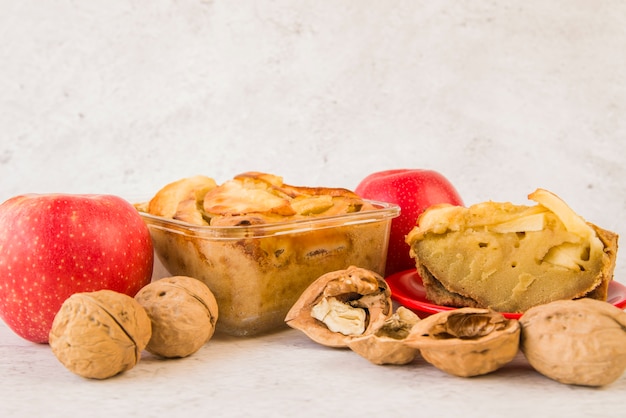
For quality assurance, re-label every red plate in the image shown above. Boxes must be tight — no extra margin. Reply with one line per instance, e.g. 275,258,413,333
386,269,626,319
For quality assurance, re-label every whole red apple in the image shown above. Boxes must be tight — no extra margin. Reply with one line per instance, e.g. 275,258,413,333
355,169,463,277
0,194,154,343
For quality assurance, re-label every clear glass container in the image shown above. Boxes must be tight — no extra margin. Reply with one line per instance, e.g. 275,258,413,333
138,200,400,336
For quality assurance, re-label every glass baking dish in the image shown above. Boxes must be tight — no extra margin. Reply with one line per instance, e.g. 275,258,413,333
138,200,399,337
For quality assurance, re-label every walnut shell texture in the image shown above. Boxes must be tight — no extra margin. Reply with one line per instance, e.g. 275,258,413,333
135,276,219,358
520,298,626,386
49,290,152,380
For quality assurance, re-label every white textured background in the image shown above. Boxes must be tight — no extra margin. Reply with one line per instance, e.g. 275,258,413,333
1,0,625,280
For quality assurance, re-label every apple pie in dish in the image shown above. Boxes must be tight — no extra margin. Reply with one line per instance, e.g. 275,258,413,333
136,172,399,336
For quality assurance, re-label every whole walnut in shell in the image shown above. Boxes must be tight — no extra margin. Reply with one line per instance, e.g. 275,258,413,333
520,298,626,386
49,290,152,380
135,276,219,358
405,308,520,377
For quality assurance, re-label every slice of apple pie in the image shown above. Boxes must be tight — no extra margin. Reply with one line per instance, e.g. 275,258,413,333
405,189,618,313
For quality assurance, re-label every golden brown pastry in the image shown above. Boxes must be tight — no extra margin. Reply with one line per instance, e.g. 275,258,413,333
406,188,618,313
143,175,217,225
144,171,375,226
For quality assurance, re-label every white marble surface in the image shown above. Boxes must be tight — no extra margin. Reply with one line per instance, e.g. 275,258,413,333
1,1,626,416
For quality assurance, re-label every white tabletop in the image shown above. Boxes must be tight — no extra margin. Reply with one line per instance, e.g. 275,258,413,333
2,1,626,416
1,314,625,417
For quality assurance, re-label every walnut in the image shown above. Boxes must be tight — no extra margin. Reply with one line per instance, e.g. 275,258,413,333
347,307,421,365
519,298,626,386
405,308,520,377
285,266,393,347
135,276,219,358
49,290,152,380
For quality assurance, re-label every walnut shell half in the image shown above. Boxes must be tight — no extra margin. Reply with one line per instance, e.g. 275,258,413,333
49,290,152,380
405,308,520,377
347,307,421,365
285,266,393,347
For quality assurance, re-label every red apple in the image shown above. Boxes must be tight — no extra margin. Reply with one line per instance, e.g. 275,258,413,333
0,194,154,343
355,169,464,277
